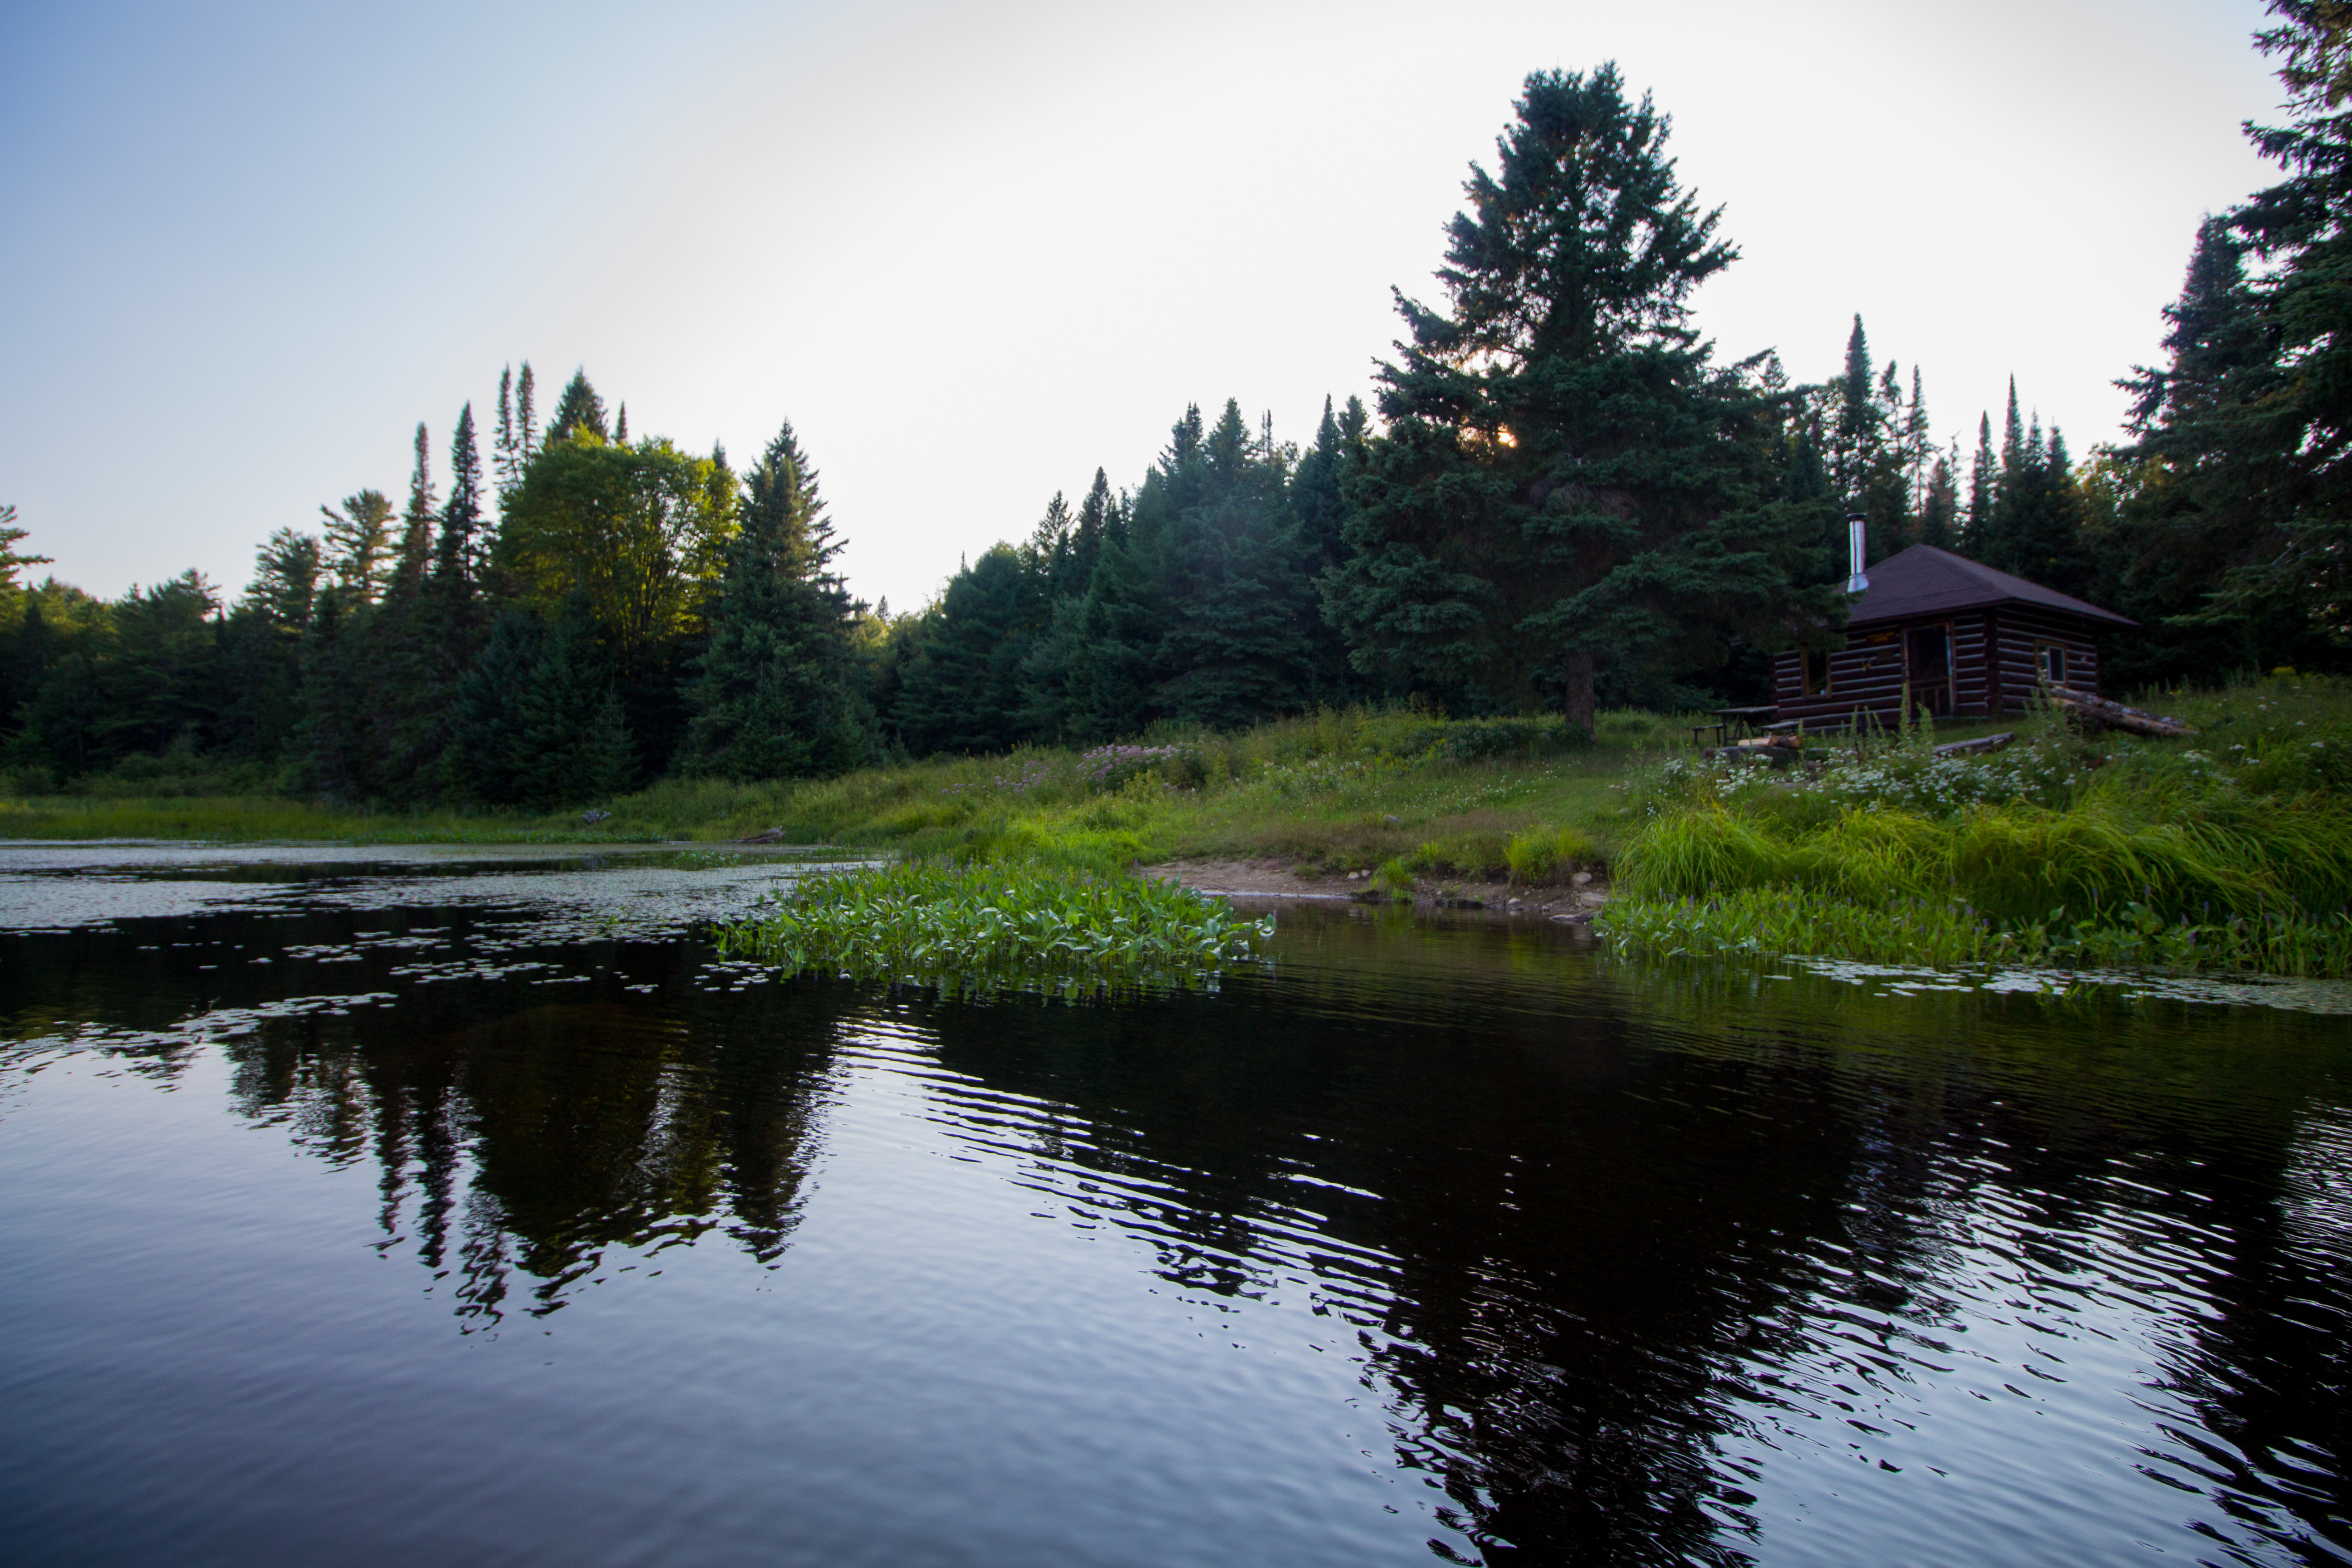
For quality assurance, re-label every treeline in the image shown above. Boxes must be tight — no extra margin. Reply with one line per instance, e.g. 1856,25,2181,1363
1,7,2345,802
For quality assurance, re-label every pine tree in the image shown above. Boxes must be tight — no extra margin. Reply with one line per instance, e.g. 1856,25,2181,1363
1965,415,1996,548
677,421,873,779
887,547,1042,754
1072,468,1113,586
515,363,537,461
1061,533,1162,742
1918,450,1960,551
1152,398,1316,726
494,367,526,498
2110,216,2296,677
450,610,541,804
2218,0,2352,658
1290,395,1365,701
547,370,608,444
516,593,634,807
319,489,395,600
0,505,51,596
1327,66,1834,728
614,402,628,444
393,422,436,593
435,403,485,594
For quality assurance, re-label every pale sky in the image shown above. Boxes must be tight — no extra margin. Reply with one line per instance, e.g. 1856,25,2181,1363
0,0,2284,615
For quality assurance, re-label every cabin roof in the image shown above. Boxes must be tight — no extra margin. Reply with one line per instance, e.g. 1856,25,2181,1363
1847,544,2136,628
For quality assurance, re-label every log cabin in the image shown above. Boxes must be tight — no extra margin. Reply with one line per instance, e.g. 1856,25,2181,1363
1769,543,2135,731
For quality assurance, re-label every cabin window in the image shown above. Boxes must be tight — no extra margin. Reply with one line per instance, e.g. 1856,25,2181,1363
1802,648,1832,696
2038,644,2069,685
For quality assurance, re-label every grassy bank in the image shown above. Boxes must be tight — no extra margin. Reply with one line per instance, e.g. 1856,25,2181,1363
0,706,1701,878
1602,675,2352,978
10,678,2348,980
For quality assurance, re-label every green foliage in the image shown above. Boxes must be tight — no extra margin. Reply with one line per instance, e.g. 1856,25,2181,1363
1608,675,2352,977
678,421,873,780
713,858,1274,998
1602,887,2352,979
1505,823,1600,883
495,429,734,666
1328,65,1839,727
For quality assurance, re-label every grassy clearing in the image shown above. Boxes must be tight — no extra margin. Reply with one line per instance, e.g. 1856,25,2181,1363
0,706,1701,873
1602,675,2352,978
713,858,1275,999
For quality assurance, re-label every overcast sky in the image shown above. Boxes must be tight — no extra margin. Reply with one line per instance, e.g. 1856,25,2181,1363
1,0,2285,614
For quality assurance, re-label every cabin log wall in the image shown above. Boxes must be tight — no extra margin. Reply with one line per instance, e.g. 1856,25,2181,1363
1771,606,2103,728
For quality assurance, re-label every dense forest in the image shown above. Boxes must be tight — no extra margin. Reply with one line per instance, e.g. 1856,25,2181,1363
2,5,2346,807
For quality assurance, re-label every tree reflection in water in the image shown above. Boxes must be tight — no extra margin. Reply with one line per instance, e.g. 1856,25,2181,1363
5,895,2346,1566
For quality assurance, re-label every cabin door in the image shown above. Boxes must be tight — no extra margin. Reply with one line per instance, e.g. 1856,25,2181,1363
1905,625,1954,717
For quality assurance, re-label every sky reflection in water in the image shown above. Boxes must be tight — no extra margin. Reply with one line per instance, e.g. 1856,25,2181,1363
0,847,2346,1566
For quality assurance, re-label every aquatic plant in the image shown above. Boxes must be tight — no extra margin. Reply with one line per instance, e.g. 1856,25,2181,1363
714,858,1274,998
1599,887,2352,979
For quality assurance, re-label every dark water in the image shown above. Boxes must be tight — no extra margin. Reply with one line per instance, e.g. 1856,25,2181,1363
1,847,2348,1567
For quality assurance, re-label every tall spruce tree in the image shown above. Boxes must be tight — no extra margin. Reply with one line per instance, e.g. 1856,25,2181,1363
1965,414,1997,549
393,422,436,593
1152,399,1316,727
1327,66,1835,728
547,370,609,445
516,592,634,807
678,421,872,779
450,609,542,804
2113,216,2297,676
2214,0,2352,658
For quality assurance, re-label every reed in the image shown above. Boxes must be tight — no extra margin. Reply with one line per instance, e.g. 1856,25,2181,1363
1600,888,2352,978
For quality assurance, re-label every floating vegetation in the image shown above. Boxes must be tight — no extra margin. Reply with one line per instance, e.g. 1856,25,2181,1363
714,859,1275,999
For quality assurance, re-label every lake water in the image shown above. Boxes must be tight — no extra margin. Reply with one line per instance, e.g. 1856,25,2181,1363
0,844,2346,1566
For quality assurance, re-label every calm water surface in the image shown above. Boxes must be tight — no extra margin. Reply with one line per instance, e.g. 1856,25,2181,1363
0,844,2347,1566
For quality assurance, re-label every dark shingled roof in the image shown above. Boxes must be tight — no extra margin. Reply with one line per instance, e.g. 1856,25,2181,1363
1847,544,2136,628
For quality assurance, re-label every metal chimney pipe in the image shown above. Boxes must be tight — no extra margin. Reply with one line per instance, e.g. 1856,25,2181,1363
1846,512,1869,596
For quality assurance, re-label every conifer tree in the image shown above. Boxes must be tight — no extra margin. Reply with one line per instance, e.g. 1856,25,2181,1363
2218,0,2352,657
451,610,541,804
0,505,51,596
515,363,536,461
516,593,634,807
1152,398,1316,726
547,370,608,444
678,421,872,779
435,403,485,594
1965,415,1996,548
1328,66,1835,728
1918,451,1960,551
393,422,436,593
319,489,395,600
1072,468,1113,587
2111,215,2298,676
494,366,530,498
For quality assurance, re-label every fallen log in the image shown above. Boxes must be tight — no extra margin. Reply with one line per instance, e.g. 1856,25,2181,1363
2047,690,2197,739
1932,731,2014,758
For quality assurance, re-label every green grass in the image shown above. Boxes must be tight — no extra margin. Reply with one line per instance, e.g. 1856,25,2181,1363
713,858,1276,999
0,706,1697,870
1602,674,2352,977
15,676,2351,980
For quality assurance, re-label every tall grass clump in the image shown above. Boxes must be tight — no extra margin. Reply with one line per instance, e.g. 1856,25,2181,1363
714,858,1274,999
1605,673,2352,976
